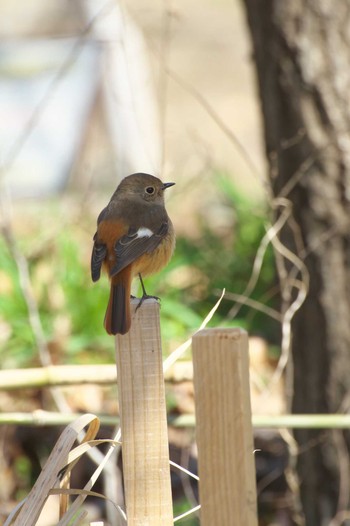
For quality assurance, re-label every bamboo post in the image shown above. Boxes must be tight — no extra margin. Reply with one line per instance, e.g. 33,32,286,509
115,298,173,526
192,328,258,526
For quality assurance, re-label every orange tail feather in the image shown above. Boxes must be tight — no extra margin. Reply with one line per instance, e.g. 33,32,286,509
104,268,132,335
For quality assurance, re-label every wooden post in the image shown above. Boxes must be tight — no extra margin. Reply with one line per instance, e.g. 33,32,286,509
192,328,258,526
115,298,173,526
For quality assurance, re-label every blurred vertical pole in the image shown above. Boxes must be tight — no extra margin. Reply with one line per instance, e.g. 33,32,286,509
83,0,162,178
192,328,258,526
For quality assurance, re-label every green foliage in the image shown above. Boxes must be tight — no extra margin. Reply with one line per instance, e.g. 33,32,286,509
157,171,277,340
0,240,36,366
173,499,199,525
0,173,278,368
13,455,32,500
0,226,113,367
55,233,112,357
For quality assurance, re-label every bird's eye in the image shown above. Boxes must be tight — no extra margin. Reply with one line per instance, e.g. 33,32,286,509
145,186,155,195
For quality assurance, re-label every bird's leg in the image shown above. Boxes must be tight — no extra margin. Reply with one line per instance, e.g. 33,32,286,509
135,273,160,311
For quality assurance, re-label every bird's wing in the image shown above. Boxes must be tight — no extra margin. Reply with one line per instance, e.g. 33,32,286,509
110,222,169,277
91,233,107,282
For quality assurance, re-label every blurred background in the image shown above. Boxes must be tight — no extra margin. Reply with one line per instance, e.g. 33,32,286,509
0,0,295,524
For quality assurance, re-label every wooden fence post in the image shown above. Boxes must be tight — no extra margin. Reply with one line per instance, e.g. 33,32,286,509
192,328,258,526
115,298,173,526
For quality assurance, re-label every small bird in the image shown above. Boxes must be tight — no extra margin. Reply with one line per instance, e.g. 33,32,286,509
91,173,175,335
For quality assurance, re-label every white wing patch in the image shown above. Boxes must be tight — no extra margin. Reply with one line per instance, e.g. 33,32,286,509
136,227,153,238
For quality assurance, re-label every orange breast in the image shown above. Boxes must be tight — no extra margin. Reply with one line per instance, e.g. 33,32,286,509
132,228,176,277
97,218,175,279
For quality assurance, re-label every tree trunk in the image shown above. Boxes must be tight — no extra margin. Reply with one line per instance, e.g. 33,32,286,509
242,1,350,524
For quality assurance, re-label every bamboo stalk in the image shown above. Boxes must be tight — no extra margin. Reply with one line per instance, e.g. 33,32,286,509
0,364,117,389
0,411,118,426
192,328,258,526
3,411,350,430
0,363,193,390
3,411,350,429
115,298,173,526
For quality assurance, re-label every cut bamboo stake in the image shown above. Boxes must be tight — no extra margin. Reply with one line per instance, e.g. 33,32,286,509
115,298,172,526
192,328,258,526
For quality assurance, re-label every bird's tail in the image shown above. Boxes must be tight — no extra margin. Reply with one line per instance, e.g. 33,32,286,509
104,268,132,335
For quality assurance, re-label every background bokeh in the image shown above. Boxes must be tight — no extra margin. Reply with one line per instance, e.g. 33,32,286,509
0,1,283,524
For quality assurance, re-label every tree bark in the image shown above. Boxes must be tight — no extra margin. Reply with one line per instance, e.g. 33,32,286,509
242,1,350,524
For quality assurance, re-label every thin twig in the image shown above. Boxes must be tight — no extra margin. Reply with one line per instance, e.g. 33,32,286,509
227,199,292,320
0,193,70,412
165,66,265,186
224,291,282,321
332,429,350,523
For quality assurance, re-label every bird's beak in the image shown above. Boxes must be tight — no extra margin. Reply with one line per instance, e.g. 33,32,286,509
162,182,175,190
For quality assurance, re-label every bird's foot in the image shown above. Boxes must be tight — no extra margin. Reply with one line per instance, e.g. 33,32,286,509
135,293,160,312
134,273,160,311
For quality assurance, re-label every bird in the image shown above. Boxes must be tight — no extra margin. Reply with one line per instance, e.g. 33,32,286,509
91,173,175,335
